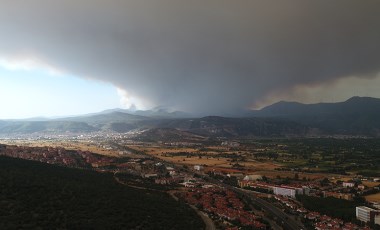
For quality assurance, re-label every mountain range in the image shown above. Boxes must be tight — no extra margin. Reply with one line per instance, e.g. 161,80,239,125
1,96,380,137
250,96,380,136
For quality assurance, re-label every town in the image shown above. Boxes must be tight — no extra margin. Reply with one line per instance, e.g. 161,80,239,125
1,135,379,230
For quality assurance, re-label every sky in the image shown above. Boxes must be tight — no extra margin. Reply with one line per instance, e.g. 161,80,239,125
0,65,122,119
0,0,380,118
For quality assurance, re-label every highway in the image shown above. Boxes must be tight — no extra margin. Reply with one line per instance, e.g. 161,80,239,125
243,192,305,230
199,173,305,230
146,154,305,230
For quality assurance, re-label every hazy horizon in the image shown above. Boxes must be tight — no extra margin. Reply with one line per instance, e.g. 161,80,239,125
0,95,377,120
1,0,380,119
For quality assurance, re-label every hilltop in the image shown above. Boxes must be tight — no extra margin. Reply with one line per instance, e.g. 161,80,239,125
0,156,204,229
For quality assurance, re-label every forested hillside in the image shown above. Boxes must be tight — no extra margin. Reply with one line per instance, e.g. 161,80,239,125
0,156,204,229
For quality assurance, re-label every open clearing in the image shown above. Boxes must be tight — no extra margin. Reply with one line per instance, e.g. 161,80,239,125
130,145,281,169
365,192,380,202
362,181,380,188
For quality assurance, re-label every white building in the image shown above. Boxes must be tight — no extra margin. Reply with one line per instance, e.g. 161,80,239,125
343,182,355,188
194,165,203,171
376,214,380,226
221,141,240,147
273,186,303,198
243,174,263,181
356,206,379,223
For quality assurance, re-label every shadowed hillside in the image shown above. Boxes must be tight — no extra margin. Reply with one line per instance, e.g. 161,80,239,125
252,96,380,136
0,156,204,229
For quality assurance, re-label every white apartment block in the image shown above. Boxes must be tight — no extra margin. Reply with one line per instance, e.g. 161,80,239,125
356,206,379,224
343,182,355,188
273,186,303,198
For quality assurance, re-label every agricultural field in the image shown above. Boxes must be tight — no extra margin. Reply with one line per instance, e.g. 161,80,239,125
129,144,281,171
4,137,379,180
365,192,380,203
362,181,380,188
241,138,380,176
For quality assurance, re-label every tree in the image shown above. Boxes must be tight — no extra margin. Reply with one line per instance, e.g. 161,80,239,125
294,173,299,180
320,177,330,186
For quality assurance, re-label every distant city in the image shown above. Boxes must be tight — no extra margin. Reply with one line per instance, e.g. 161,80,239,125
0,101,379,229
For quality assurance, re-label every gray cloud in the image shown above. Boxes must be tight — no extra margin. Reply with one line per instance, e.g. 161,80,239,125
0,0,380,114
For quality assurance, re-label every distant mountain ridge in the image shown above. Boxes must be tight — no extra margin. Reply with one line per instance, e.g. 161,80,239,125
1,96,380,137
253,96,380,117
150,116,309,137
96,107,194,119
58,111,147,125
0,121,97,134
251,96,380,136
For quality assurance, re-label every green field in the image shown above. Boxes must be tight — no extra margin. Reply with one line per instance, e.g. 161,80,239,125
248,138,380,176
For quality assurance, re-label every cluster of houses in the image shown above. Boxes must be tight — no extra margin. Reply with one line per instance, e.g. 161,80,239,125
0,145,84,167
0,144,115,169
321,180,374,201
221,141,240,147
2,143,379,229
161,142,202,147
182,187,266,229
77,150,114,168
116,159,195,185
274,196,373,230
237,173,380,229
139,162,380,230
314,217,370,230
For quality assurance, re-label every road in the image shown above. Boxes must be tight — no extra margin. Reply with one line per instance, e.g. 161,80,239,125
199,173,305,230
115,170,217,230
167,190,216,230
139,154,305,230
190,206,217,230
244,192,304,230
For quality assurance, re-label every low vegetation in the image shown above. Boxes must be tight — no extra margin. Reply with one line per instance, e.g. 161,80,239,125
296,195,364,222
0,156,204,229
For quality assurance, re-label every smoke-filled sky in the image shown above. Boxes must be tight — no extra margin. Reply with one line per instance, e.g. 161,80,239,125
0,0,380,118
